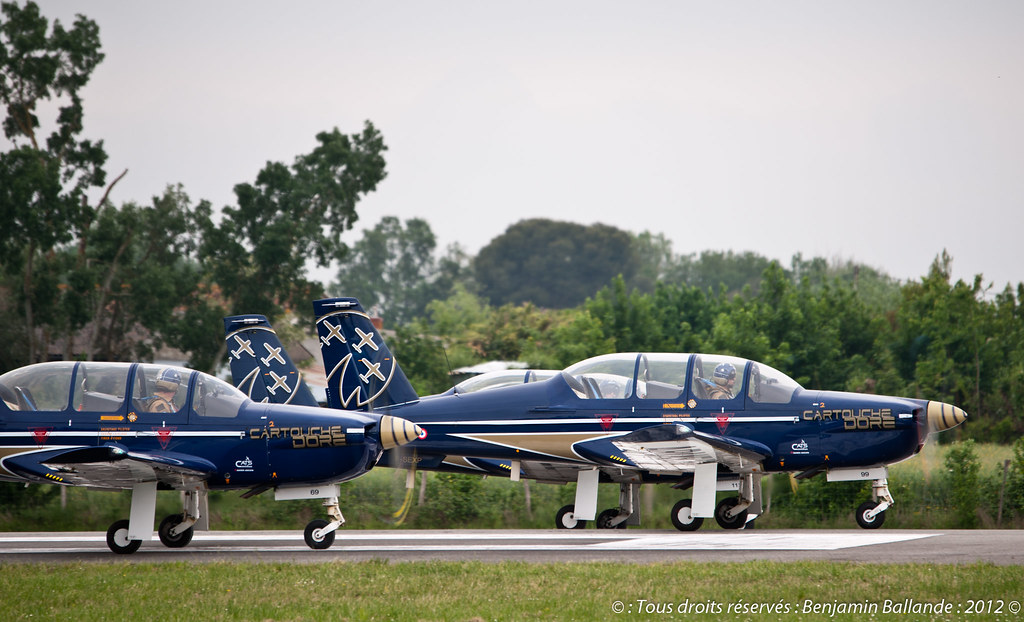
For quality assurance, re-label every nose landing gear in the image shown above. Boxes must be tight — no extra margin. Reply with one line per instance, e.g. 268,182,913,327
855,478,892,529
304,496,345,549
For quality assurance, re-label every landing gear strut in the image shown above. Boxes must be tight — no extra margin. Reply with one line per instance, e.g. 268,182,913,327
714,473,758,530
105,483,208,554
595,483,638,529
596,509,628,529
105,481,156,554
158,489,204,548
714,497,749,529
158,514,194,548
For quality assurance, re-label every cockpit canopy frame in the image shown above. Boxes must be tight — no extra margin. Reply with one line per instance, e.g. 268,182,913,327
561,352,802,405
0,361,250,420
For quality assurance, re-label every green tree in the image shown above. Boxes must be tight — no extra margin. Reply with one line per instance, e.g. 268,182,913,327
544,308,615,368
0,1,119,364
390,323,451,396
790,253,902,310
1007,436,1024,516
332,216,443,326
418,473,485,526
944,440,981,528
891,252,1005,438
197,122,387,370
66,186,208,362
983,284,1024,437
474,219,637,309
630,231,676,294
426,284,491,342
666,250,773,294
202,123,386,318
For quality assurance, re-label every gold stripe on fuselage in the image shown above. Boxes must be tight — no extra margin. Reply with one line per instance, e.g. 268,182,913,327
448,431,613,462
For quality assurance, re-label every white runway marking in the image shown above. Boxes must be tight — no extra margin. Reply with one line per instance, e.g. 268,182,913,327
589,532,936,550
0,530,938,554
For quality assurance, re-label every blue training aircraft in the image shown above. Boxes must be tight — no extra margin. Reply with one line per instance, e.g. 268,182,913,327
0,360,420,553
228,299,969,532
310,297,969,532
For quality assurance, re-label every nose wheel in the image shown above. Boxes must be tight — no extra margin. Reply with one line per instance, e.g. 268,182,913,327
856,500,886,529
855,478,892,529
304,519,336,549
303,496,345,549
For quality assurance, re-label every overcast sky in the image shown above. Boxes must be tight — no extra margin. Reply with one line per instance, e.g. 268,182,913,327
24,1,1024,290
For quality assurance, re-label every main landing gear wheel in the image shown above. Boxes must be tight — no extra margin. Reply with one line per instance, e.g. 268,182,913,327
670,499,704,532
106,519,142,555
555,504,588,529
856,500,886,529
596,508,628,529
158,514,194,548
304,518,336,550
714,497,748,530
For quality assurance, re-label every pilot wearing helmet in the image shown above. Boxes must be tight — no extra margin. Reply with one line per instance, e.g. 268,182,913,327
145,367,181,413
707,362,736,400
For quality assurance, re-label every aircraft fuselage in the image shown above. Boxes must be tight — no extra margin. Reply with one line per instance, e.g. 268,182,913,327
380,377,929,478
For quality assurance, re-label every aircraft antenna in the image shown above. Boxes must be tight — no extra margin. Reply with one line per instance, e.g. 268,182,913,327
440,343,456,389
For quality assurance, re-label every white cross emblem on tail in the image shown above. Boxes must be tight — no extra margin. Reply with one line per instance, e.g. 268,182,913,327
353,327,378,353
267,370,292,395
261,343,285,366
321,320,346,345
359,358,386,383
231,335,255,359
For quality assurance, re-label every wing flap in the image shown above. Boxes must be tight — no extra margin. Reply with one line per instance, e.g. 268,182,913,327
610,423,772,473
5,445,216,490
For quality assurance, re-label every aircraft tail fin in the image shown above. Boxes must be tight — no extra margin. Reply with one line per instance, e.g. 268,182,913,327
223,315,320,407
313,298,419,411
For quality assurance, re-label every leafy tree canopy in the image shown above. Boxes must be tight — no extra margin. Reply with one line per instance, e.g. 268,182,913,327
200,122,387,321
1,0,112,362
474,219,637,309
332,216,470,327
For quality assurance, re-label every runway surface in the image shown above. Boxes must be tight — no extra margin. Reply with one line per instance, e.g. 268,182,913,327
2,529,1023,564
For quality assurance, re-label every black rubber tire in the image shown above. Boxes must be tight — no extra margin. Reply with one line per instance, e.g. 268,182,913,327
855,500,886,529
714,497,748,530
158,514,194,548
670,498,704,532
555,504,587,529
304,519,336,550
596,508,627,529
106,519,142,555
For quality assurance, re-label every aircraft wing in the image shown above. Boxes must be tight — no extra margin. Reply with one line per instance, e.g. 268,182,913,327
435,423,770,482
3,446,217,490
601,423,772,474
380,423,771,483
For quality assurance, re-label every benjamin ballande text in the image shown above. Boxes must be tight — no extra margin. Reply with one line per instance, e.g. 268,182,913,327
611,598,1021,617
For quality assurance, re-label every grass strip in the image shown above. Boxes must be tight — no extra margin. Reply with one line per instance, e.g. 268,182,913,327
1,560,1021,621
